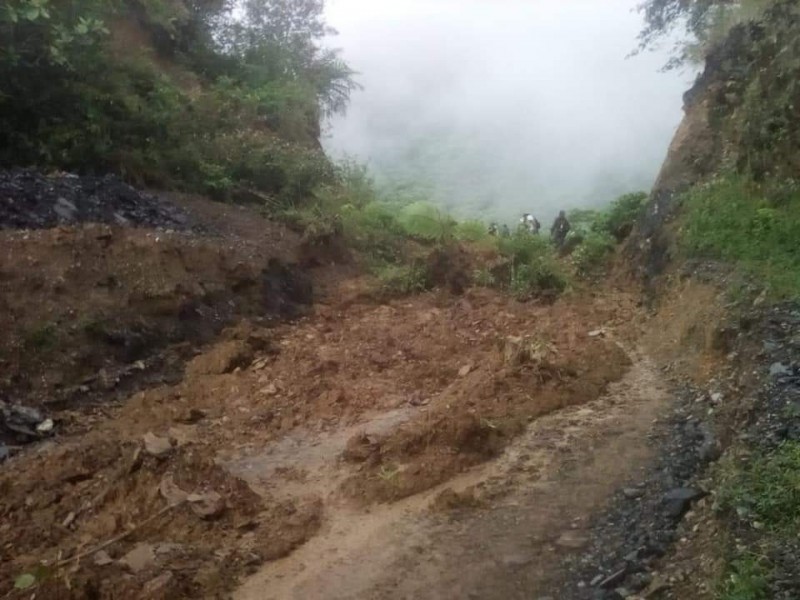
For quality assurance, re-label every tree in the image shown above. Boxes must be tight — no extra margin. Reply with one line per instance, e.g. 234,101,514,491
636,0,776,67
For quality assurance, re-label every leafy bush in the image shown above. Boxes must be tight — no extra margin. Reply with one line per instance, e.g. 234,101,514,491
498,231,553,266
455,220,490,242
510,260,567,300
497,232,567,300
472,268,496,288
681,175,800,298
376,263,430,296
572,231,615,278
594,191,647,241
398,202,456,242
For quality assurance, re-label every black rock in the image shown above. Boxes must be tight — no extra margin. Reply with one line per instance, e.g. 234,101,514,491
0,169,193,231
662,488,706,519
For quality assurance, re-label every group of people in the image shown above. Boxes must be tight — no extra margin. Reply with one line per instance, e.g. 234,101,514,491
488,211,571,248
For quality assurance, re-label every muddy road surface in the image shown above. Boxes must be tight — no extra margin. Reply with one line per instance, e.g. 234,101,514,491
233,355,669,600
0,182,683,599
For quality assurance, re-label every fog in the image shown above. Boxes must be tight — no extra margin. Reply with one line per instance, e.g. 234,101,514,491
322,0,695,226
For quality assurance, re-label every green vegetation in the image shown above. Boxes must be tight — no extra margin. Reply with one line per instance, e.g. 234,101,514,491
376,263,430,296
717,441,800,532
498,233,567,299
472,268,496,288
680,175,800,298
714,442,800,599
571,232,615,278
566,191,647,278
568,191,647,240
0,0,356,205
718,554,770,600
637,0,779,67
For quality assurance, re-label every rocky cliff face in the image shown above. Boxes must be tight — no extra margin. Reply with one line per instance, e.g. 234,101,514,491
630,1,800,284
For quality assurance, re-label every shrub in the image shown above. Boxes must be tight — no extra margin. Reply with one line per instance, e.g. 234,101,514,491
593,191,648,241
497,231,552,265
455,220,490,242
510,258,567,300
572,231,615,278
473,268,496,288
497,232,567,300
681,175,800,298
398,202,456,242
376,263,430,296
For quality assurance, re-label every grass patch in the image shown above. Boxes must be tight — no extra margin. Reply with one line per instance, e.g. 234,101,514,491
718,554,771,600
717,441,800,532
714,442,800,599
680,175,800,298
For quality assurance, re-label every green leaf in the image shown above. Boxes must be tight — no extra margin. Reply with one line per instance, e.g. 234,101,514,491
14,573,36,590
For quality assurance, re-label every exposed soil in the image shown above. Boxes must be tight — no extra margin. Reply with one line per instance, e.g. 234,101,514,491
4,171,781,600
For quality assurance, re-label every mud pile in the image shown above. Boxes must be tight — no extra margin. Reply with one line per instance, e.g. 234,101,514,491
0,169,193,230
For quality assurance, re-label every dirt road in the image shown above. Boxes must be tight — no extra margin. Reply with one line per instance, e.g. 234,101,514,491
232,354,670,599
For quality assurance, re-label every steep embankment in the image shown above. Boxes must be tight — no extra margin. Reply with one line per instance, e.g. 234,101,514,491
630,1,800,288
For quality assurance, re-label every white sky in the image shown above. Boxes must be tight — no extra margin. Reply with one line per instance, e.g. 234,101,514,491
322,0,695,223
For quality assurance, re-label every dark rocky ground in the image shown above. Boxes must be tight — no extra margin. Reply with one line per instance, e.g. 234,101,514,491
542,299,800,600
0,169,194,230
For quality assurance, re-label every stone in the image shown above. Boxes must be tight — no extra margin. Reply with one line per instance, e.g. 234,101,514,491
188,491,226,519
259,383,278,396
94,550,113,566
556,531,590,549
662,488,706,519
770,362,791,377
500,554,532,568
54,197,77,221
120,543,156,573
622,487,644,499
159,474,188,506
36,419,54,434
143,432,173,458
458,364,473,377
139,570,174,599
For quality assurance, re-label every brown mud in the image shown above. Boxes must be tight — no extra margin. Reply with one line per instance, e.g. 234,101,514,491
0,190,684,599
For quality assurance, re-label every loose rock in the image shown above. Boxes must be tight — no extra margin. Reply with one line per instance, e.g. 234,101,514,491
143,432,173,458
159,474,188,506
662,488,705,519
120,543,156,573
188,491,226,519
